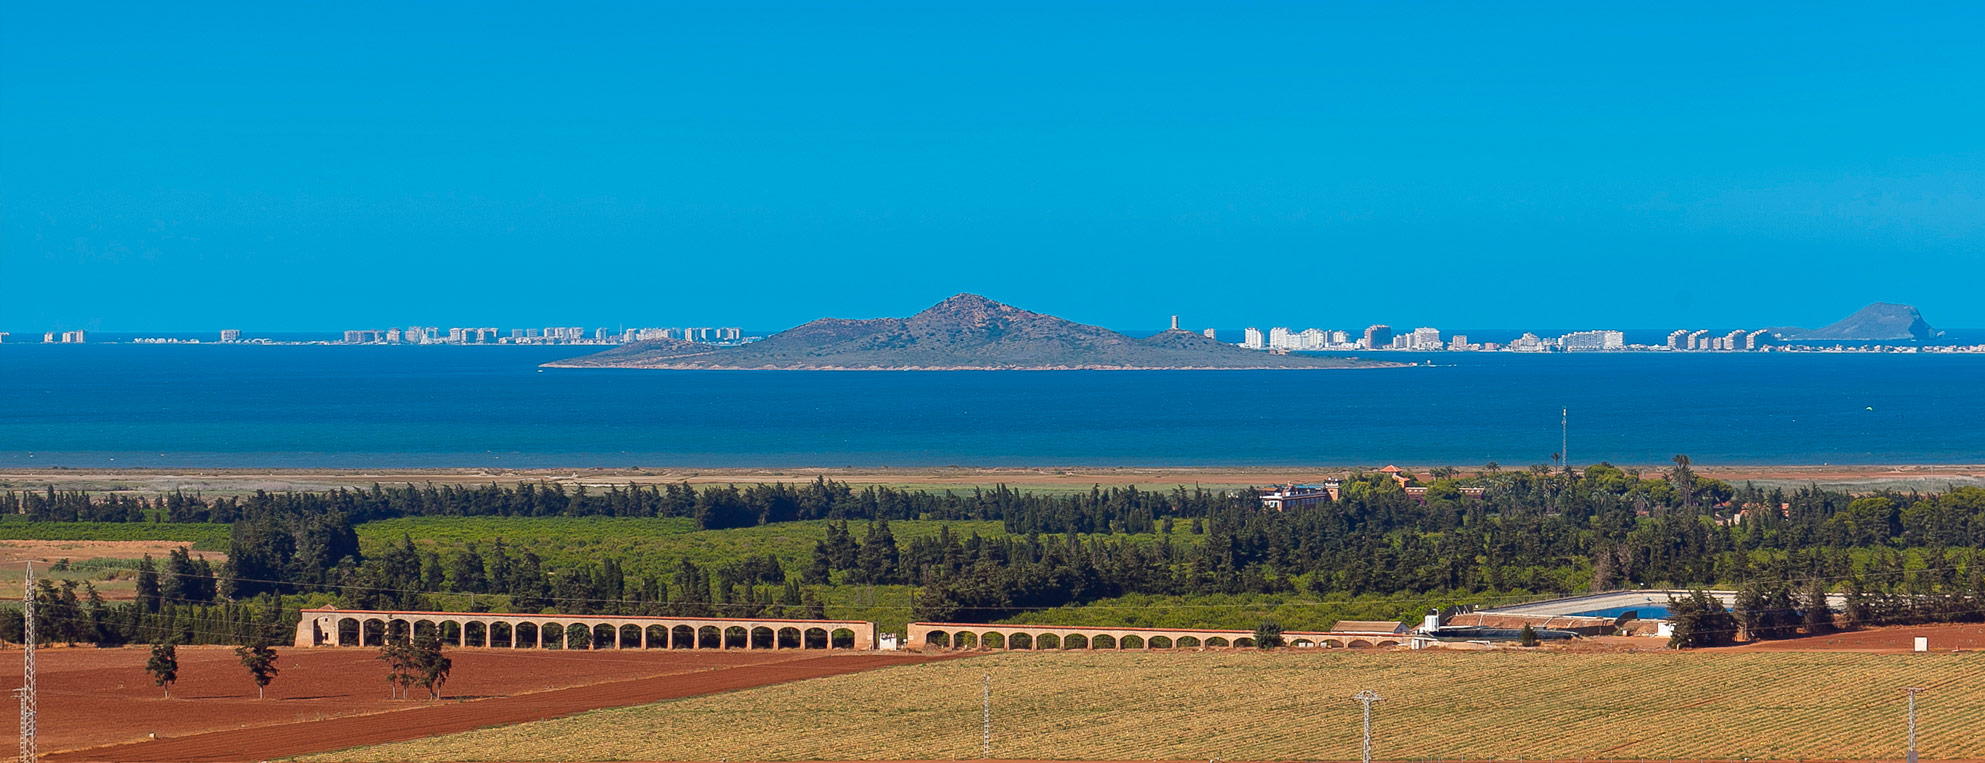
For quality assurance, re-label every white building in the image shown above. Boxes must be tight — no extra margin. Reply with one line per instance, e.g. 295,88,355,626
1268,327,1294,349
1410,327,1442,350
1242,327,1265,349
1561,330,1625,351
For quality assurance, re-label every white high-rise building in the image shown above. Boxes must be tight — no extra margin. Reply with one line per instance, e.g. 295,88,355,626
1410,327,1442,350
1242,327,1265,349
1298,328,1327,350
1268,327,1294,350
1562,330,1625,351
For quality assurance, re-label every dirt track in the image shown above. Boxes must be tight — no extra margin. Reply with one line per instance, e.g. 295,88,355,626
1719,622,1985,653
13,648,943,763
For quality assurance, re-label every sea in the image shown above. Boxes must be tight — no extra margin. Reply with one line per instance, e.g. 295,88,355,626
2,339,1982,468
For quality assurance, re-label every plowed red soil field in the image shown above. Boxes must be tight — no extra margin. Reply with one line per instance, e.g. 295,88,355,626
1720,622,1985,653
0,646,945,763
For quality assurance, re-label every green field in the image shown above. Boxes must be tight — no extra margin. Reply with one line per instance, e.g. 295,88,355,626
0,516,229,549
300,650,1985,762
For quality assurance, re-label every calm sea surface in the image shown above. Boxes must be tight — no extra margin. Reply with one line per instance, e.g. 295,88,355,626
2,344,1981,467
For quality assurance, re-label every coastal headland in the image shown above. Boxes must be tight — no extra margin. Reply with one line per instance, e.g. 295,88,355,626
5,463,1980,494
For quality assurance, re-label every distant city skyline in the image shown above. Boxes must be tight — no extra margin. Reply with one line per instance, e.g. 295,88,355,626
6,4,1984,332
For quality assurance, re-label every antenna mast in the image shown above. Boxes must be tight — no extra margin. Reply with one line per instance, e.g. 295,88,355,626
18,562,37,763
1561,407,1569,473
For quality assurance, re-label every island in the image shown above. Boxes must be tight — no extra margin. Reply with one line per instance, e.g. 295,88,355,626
545,293,1399,370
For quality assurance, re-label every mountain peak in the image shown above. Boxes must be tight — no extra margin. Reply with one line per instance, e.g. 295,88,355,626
1780,302,1941,341
552,295,1389,370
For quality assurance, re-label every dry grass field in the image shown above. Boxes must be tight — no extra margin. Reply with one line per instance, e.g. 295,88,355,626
300,649,1985,762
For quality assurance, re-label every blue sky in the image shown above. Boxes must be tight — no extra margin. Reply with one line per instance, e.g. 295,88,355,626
4,2,1982,333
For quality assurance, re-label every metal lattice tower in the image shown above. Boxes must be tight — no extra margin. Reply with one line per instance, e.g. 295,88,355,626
1905,686,1925,763
18,562,37,763
981,674,991,759
1352,690,1383,763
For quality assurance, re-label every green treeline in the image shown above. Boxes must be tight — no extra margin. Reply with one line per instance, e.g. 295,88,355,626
6,468,1985,647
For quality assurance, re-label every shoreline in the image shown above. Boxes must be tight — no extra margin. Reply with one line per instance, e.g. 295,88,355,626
538,362,1414,370
3,464,1979,493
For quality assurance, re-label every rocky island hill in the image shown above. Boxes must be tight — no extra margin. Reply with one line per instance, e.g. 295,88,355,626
1771,302,1943,342
546,294,1396,370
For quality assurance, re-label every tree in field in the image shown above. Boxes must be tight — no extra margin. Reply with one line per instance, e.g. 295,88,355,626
233,643,280,699
1803,581,1834,635
411,631,453,700
1252,621,1284,649
1666,589,1737,649
1518,623,1540,647
146,642,179,698
378,635,417,699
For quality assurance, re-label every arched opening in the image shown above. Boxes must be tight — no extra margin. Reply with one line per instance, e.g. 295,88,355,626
830,628,855,649
724,626,749,649
926,631,952,649
1348,639,1374,649
439,621,462,645
804,627,829,650
1376,640,1400,648
338,617,362,646
1206,637,1231,648
1323,639,1343,649
1176,636,1201,648
777,627,802,649
1120,635,1143,649
956,631,979,649
541,622,564,649
464,621,487,648
566,623,593,649
1036,634,1061,650
1148,635,1172,649
673,625,696,649
413,620,440,642
982,632,1005,649
1235,637,1255,648
1291,638,1315,648
515,622,539,648
587,624,612,649
385,619,411,643
613,624,637,648
1062,634,1089,650
646,625,669,648
750,626,776,649
698,626,723,649
1092,634,1117,650
490,621,513,649
1009,633,1033,650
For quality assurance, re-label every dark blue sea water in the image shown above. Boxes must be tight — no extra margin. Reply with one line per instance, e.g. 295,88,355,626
1,344,1980,468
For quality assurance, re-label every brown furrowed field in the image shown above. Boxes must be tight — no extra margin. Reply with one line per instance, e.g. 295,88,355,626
300,649,1985,762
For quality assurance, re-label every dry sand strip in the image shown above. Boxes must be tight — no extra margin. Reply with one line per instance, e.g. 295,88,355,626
45,654,958,763
309,760,1985,763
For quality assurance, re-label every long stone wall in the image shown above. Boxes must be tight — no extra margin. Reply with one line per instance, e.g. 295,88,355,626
294,608,875,650
906,622,1409,650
